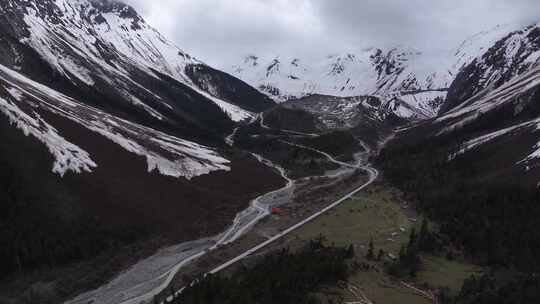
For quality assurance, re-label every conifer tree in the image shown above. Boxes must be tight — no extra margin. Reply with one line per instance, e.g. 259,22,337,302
366,238,375,260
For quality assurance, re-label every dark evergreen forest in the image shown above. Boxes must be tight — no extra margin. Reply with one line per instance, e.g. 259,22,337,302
169,239,354,304
378,132,540,303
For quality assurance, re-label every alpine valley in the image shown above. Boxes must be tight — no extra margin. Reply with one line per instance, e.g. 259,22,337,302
1,1,540,304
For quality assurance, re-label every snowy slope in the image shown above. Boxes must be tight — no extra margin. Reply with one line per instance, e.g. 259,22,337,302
398,39,540,184
451,24,524,73
436,23,540,131
230,50,451,102
0,63,231,179
229,23,527,117
0,0,276,129
438,65,540,133
19,0,256,121
378,22,540,185
432,22,540,153
443,23,540,113
436,64,540,182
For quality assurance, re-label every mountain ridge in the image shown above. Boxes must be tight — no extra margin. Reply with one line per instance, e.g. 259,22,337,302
0,2,283,300
228,23,531,119
385,22,540,187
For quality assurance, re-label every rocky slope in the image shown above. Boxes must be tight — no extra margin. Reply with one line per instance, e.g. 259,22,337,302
274,94,405,146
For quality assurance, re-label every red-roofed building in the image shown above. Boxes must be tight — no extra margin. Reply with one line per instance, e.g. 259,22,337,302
271,207,283,215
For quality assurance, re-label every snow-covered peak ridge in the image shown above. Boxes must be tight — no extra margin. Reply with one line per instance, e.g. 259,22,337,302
231,32,513,104
451,22,536,71
0,0,259,123
229,23,540,119
229,48,454,117
21,0,200,83
0,63,231,179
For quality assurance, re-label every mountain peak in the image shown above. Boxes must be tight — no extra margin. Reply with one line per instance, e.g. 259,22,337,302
88,0,143,27
228,48,453,116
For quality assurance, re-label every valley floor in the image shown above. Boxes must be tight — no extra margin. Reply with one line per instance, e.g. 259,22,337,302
96,115,484,304
151,126,483,304
34,116,370,304
290,182,482,303
4,114,485,304
151,149,374,303
0,152,285,304
162,179,483,304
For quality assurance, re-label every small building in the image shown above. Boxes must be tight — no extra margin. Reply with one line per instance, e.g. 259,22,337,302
271,207,283,215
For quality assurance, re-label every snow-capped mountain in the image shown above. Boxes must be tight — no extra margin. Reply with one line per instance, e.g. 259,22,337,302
394,22,540,185
0,0,277,177
0,64,231,179
0,1,282,301
442,23,540,113
231,49,451,103
229,23,525,118
0,0,274,129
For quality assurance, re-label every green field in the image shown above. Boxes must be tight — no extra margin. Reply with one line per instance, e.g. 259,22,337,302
345,271,432,304
287,184,430,303
313,270,433,304
291,184,416,257
418,255,483,293
286,183,483,303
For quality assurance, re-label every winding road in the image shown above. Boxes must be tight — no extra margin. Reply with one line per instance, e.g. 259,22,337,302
211,153,294,246
259,112,320,137
66,114,379,304
166,131,379,302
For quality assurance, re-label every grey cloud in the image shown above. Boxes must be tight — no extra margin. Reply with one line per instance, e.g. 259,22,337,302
314,0,540,50
123,0,540,68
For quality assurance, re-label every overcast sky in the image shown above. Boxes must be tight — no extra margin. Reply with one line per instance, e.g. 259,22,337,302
124,0,540,68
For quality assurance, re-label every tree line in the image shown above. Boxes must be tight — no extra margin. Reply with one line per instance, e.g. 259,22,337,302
385,219,437,278
378,139,540,273
377,132,540,303
443,274,540,304
0,156,147,278
167,239,355,304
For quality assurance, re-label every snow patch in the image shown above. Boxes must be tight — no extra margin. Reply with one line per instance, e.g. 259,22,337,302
194,87,254,122
19,0,255,125
0,64,230,179
450,118,540,160
437,65,540,134
0,95,97,176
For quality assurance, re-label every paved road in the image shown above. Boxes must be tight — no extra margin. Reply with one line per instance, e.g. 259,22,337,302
212,153,294,246
114,155,294,304
259,113,319,137
71,119,379,304
166,139,379,302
